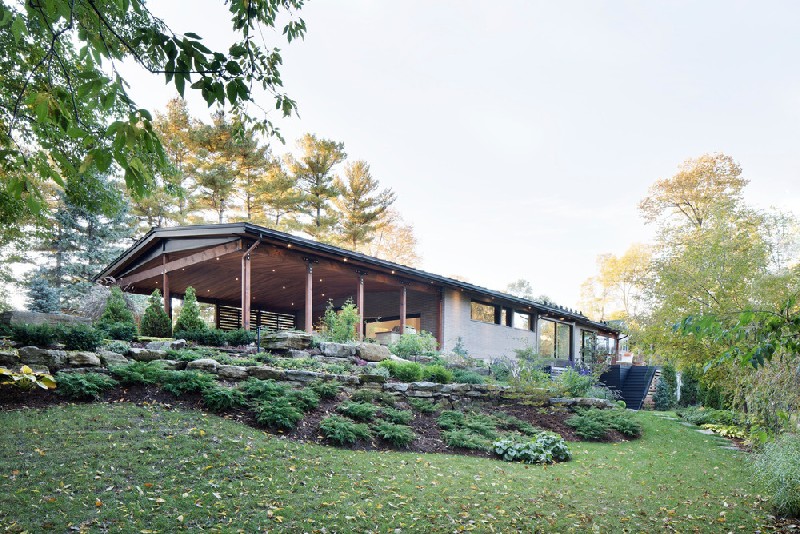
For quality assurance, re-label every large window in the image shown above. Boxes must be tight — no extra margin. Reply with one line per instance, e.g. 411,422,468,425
471,301,496,323
538,318,572,359
513,311,530,330
365,315,421,339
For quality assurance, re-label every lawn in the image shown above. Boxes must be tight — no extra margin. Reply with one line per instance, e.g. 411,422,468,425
0,404,769,532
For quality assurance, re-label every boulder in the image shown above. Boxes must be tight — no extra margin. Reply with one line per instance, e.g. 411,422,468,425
285,369,322,383
0,350,19,367
356,343,391,362
18,346,67,370
0,310,90,326
359,374,387,384
319,342,355,358
151,359,185,371
261,331,313,351
248,366,287,381
408,381,442,392
287,350,311,359
97,350,130,367
127,348,167,362
383,382,409,393
217,365,249,380
67,351,101,367
186,358,218,373
145,339,186,351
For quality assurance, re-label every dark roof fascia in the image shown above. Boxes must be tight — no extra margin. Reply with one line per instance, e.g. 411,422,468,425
95,222,620,335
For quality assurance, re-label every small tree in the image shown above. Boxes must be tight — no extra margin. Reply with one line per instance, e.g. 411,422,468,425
26,274,60,313
97,287,136,327
653,376,677,411
140,289,173,338
174,286,207,333
319,298,359,343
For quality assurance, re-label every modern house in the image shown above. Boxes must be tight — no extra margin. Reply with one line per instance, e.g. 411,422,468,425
96,223,620,364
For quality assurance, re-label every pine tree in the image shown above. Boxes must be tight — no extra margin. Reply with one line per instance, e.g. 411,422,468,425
174,286,207,333
26,272,60,313
332,161,395,250
97,287,136,327
653,376,677,410
252,159,304,230
189,111,239,224
140,289,173,338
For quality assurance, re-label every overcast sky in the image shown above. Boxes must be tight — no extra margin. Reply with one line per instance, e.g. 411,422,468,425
123,1,800,311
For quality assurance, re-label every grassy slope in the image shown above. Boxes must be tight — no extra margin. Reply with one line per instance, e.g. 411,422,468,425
0,405,768,532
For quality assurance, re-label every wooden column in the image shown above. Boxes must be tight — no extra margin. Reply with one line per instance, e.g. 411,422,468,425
356,272,366,341
241,253,251,330
162,255,171,318
305,262,313,333
399,284,407,334
436,288,444,350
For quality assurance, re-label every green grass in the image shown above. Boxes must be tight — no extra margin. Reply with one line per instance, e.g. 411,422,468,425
0,405,771,532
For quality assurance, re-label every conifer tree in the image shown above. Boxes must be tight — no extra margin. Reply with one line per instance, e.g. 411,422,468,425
26,272,61,313
174,286,207,333
97,287,136,327
332,161,396,249
140,289,173,338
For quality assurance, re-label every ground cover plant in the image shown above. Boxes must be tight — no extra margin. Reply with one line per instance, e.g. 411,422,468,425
566,407,642,441
0,404,772,532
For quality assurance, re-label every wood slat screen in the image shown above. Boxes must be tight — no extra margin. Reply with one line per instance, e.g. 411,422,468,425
216,305,296,332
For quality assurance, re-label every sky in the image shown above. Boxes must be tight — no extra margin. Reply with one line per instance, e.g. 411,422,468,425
120,0,800,312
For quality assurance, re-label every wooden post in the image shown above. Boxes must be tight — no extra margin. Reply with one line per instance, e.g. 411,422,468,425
399,284,407,334
436,288,444,350
305,262,313,333
162,255,171,318
241,240,261,331
356,273,365,341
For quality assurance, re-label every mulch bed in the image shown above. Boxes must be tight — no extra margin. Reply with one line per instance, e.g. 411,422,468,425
0,382,632,458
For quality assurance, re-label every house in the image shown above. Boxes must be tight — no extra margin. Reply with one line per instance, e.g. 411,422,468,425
95,223,620,363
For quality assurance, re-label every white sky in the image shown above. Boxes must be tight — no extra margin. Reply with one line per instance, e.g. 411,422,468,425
120,0,800,311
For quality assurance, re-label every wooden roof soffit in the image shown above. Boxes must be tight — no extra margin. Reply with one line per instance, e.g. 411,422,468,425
117,240,243,287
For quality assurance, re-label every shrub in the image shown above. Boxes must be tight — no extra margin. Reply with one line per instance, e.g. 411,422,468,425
368,365,391,378
54,372,117,400
490,361,513,382
493,433,571,464
319,298,359,343
350,389,395,406
388,331,438,359
381,407,413,425
337,401,378,422
225,329,255,346
100,322,138,342
11,323,59,347
176,328,226,347
409,398,437,414
0,365,56,390
309,380,341,400
676,406,743,427
422,364,453,384
285,388,320,412
437,410,466,430
679,365,702,407
59,324,104,351
463,414,499,439
378,360,423,382
585,385,620,401
96,287,136,330
104,340,130,355
442,429,492,451
203,386,247,412
604,409,643,438
159,370,216,397
254,398,304,430
452,369,485,384
493,413,540,436
238,378,288,402
754,433,800,517
319,415,371,445
566,408,642,440
555,368,594,397
373,421,416,447
653,377,677,410
174,287,207,333
566,414,607,440
109,361,165,385
139,289,172,338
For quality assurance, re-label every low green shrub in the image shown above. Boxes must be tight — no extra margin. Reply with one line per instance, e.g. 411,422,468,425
676,406,744,427
224,329,256,346
604,409,643,438
159,370,216,397
175,329,227,347
388,331,438,359
378,360,423,382
318,298,359,343
100,322,137,342
254,398,303,430
702,423,748,440
381,407,413,425
493,433,571,464
109,361,165,385
59,324,104,351
754,433,800,517
285,388,320,412
337,401,378,422
54,372,117,400
309,380,341,400
203,386,247,412
104,340,130,355
373,421,416,448
463,413,499,439
422,364,453,384
238,378,288,402
566,414,607,440
409,398,438,414
451,369,485,384
437,410,466,430
319,415,372,445
566,408,642,440
493,412,540,436
555,368,594,397
350,389,396,406
442,429,492,451
11,323,59,347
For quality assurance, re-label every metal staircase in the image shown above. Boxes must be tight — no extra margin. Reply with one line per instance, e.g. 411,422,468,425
599,365,657,410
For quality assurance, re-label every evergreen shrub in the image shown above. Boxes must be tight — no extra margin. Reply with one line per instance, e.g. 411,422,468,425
11,323,59,347
54,372,117,400
174,287,207,333
373,421,415,447
60,324,104,351
319,415,371,445
139,289,172,338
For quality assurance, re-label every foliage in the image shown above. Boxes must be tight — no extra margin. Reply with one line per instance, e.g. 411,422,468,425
451,369,485,384
174,287,206,333
59,324,104,351
253,398,303,431
653,377,677,411
96,287,135,330
566,414,608,441
202,386,246,412
754,433,800,517
108,361,165,385
554,368,594,397
585,385,621,401
378,359,423,382
103,340,130,355
285,388,320,412
701,423,748,440
159,370,216,397
0,365,56,390
53,371,117,400
388,331,438,359
176,328,227,347
319,415,371,445
319,298,359,343
100,322,137,342
675,406,744,427
380,407,413,425
421,364,453,384
373,421,415,448
493,413,540,436
309,380,341,400
679,365,702,406
493,433,571,464
437,410,466,430
224,329,256,346
139,289,172,338
350,389,395,406
10,323,59,347
567,408,642,440
408,398,438,414
337,401,378,422
26,274,60,313
238,378,288,402
332,160,396,249
441,429,492,451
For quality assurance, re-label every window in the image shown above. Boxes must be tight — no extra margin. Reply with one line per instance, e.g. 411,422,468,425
556,323,571,359
471,301,496,323
513,311,530,331
538,318,572,359
365,315,421,339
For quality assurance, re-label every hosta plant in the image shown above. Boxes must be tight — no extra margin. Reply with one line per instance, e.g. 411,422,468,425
0,365,56,390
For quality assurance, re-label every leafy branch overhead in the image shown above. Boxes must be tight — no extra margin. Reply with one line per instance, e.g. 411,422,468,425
0,0,305,227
